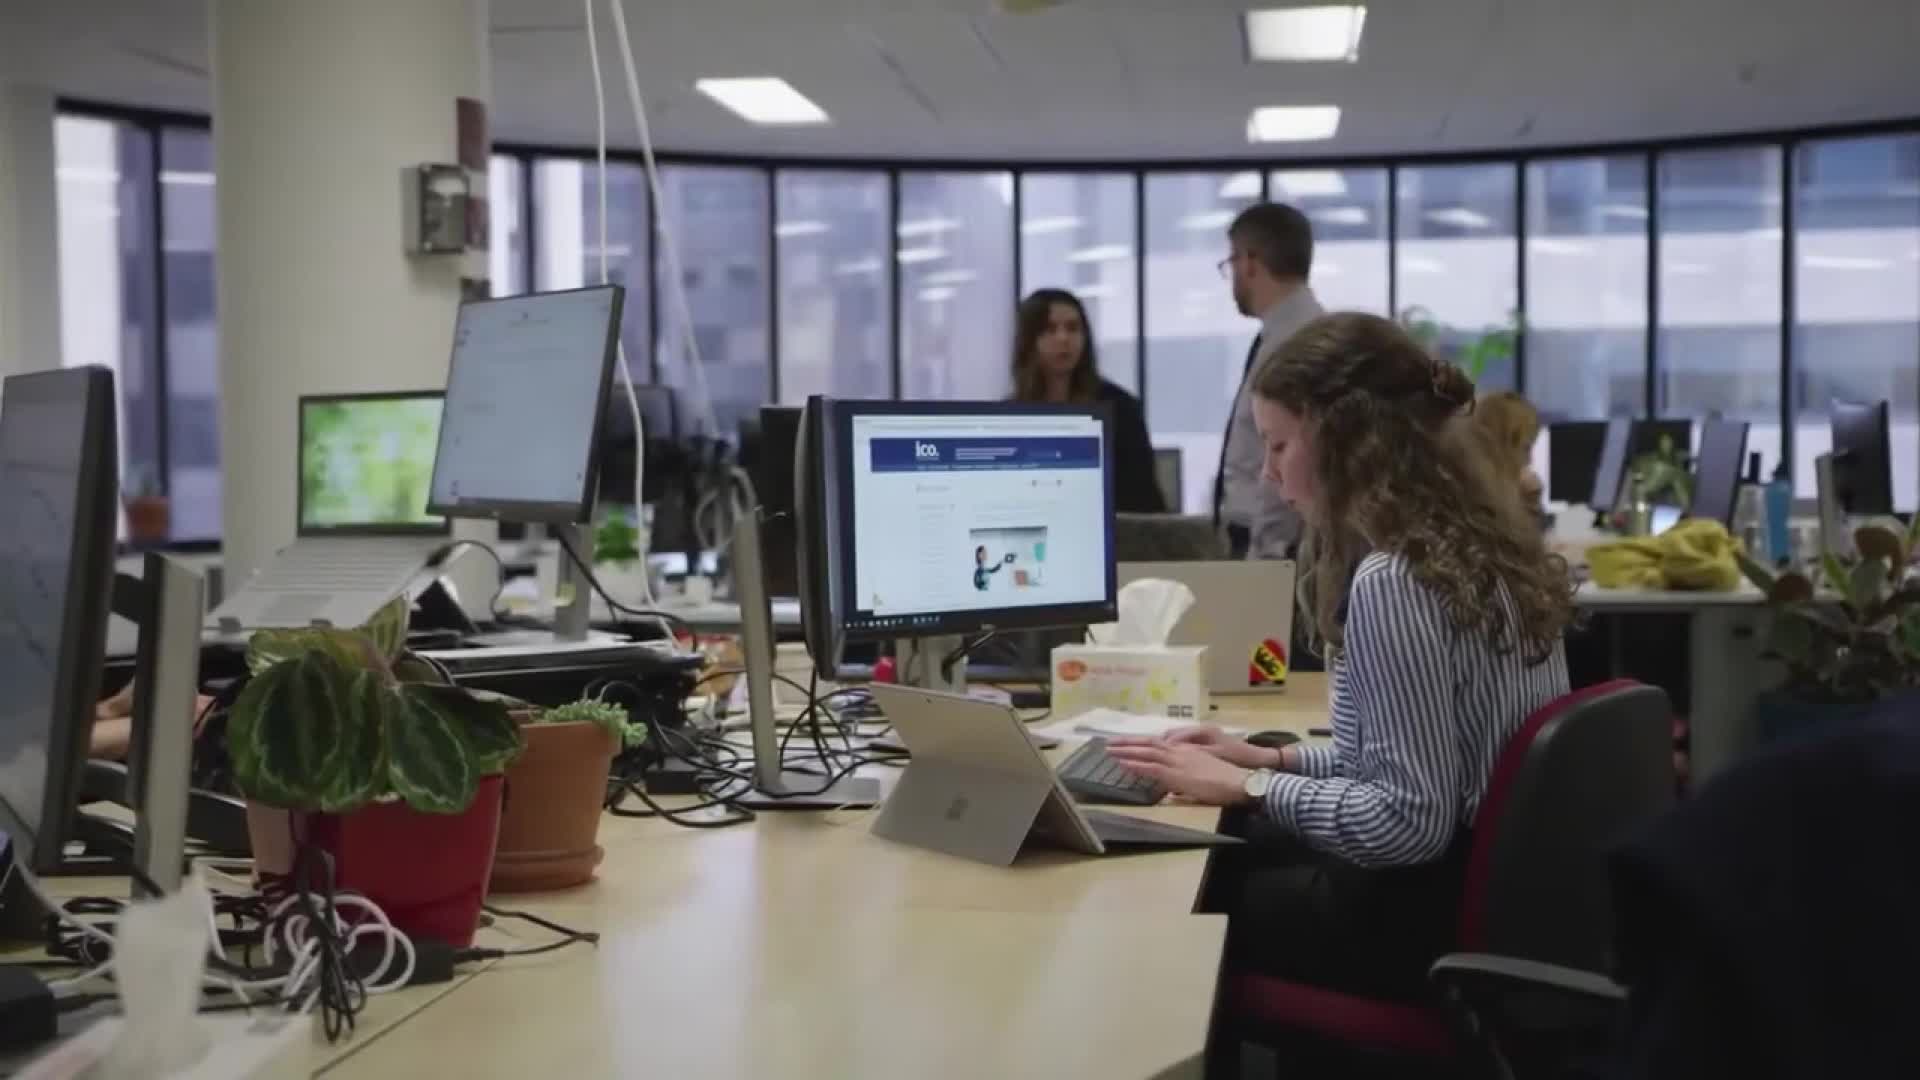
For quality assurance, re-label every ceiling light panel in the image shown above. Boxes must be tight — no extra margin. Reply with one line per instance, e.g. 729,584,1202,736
1246,106,1341,143
694,77,828,126
1245,7,1367,63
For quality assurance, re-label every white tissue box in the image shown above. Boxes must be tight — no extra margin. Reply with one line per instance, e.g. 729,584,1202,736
1049,644,1209,723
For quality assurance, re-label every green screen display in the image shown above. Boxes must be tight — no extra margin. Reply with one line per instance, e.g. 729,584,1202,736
299,396,444,530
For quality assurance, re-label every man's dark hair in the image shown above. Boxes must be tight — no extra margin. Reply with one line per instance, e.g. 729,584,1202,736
1229,202,1313,280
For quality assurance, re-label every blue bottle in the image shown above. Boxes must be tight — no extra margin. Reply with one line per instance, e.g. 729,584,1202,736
1764,461,1792,568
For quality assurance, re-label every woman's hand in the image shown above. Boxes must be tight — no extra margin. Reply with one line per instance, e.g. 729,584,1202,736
1109,726,1278,770
1106,741,1252,807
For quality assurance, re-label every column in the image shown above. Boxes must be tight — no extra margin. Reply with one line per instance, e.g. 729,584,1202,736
0,81,63,377
210,0,497,601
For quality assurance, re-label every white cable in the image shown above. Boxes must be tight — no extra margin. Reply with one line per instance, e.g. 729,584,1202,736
604,0,720,438
584,0,657,607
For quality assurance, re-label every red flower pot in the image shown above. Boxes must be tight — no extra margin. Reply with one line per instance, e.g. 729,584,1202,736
304,775,505,947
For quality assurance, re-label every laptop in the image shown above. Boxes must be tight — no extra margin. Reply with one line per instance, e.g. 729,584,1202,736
1118,560,1296,695
207,392,450,632
865,683,1238,866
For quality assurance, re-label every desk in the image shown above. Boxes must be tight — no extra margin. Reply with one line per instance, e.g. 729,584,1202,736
325,908,1225,1080
321,677,1328,1079
1574,583,1775,781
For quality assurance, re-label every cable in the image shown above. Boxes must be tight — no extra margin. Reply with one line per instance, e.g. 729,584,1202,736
436,538,510,621
554,530,695,641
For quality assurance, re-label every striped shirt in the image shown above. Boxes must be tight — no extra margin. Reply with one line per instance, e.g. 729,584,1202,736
1261,551,1570,868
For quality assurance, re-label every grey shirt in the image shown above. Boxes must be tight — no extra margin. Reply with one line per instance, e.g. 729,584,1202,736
1221,286,1324,559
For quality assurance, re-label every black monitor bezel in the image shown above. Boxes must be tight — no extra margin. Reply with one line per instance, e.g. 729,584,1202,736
0,367,118,873
1686,417,1751,525
296,390,451,537
1830,399,1895,517
426,284,624,526
820,397,1119,644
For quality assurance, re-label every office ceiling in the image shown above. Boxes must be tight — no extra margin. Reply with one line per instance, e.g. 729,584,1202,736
6,0,1919,160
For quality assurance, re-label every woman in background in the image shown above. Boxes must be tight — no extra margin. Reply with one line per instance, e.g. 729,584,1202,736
1011,289,1166,514
1473,390,1545,508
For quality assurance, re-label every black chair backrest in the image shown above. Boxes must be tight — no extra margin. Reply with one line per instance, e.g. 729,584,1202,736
1476,683,1674,972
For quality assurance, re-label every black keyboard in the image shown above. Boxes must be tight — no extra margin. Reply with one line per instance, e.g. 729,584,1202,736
1056,737,1165,807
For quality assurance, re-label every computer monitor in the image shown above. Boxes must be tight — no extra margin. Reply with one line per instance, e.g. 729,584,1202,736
753,406,802,599
1588,418,1632,516
1547,421,1608,505
0,367,119,874
428,285,624,525
596,382,685,507
124,553,205,893
1830,400,1894,516
297,391,447,535
798,397,1118,681
1686,418,1750,526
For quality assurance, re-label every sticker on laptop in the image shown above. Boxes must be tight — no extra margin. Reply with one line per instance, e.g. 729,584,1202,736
1249,638,1288,687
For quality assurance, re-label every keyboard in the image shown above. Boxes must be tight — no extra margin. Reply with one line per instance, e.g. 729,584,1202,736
1056,737,1165,807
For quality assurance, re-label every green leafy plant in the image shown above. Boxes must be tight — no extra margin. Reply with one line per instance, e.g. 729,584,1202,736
1738,518,1920,705
1397,306,1522,383
594,512,641,566
1625,435,1693,511
537,698,649,750
227,596,525,814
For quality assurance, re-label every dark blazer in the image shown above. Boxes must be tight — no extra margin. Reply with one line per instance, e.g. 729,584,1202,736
1096,379,1167,514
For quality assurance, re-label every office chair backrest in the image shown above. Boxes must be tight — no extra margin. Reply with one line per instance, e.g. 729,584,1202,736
1460,680,1674,973
1113,514,1228,562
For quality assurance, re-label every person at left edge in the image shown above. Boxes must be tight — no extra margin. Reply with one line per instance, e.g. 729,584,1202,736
1011,288,1167,514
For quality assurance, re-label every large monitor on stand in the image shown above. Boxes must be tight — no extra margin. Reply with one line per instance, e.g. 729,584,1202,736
0,367,119,876
797,397,1118,691
1830,399,1894,517
427,285,624,642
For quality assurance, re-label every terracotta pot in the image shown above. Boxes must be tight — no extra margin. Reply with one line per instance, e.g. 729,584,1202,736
306,775,506,947
490,721,619,893
123,496,170,544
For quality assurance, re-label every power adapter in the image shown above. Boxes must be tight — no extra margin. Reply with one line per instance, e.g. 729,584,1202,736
347,937,459,986
0,966,56,1051
641,757,710,796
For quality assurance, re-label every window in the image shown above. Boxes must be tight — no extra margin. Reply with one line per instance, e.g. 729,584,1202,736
653,164,770,436
775,170,891,402
1142,171,1261,514
1019,173,1139,393
1525,154,1649,485
1792,134,1920,506
1657,146,1784,474
1270,167,1389,315
54,114,161,541
488,155,526,297
898,171,1015,401
1395,163,1520,393
533,158,653,395
158,128,220,542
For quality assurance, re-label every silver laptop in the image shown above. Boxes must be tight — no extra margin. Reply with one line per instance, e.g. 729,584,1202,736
207,392,449,632
865,683,1236,867
1119,560,1296,695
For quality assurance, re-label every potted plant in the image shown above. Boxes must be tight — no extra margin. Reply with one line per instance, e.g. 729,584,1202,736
122,464,170,545
1612,435,1692,533
1397,306,1522,383
491,698,645,893
228,596,525,947
591,505,651,607
1738,518,1920,740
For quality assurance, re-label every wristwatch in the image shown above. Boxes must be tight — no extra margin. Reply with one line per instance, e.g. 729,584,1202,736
1242,768,1278,802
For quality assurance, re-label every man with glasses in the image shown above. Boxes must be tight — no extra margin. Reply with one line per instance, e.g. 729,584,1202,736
1213,202,1323,560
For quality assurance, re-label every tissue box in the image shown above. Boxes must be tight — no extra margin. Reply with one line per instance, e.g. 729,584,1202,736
1049,644,1209,723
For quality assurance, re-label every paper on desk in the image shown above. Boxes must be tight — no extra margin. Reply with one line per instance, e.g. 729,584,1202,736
1031,707,1245,743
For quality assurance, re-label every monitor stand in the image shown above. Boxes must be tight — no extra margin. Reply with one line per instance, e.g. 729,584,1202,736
730,510,879,810
895,635,967,695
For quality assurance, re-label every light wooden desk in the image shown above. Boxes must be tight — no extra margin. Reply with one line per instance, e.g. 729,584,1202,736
324,908,1226,1080
317,678,1329,1079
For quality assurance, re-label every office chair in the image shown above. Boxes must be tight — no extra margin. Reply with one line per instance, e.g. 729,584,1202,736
1433,687,1920,1080
1220,680,1674,1077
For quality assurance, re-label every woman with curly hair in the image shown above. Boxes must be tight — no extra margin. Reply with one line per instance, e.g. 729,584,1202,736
1111,312,1575,1006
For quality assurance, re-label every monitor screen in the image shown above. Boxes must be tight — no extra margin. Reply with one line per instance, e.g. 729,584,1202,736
298,392,446,534
754,407,802,599
1687,418,1749,525
1831,400,1894,516
823,400,1117,641
1588,419,1631,514
428,286,623,524
0,367,117,871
